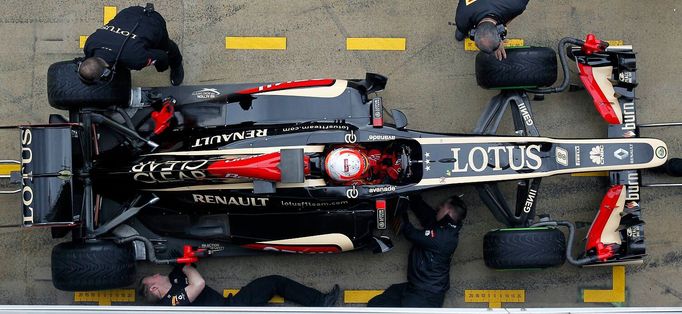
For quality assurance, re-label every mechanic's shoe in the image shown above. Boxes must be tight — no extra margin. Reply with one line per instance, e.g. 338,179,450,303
665,158,682,177
321,284,340,306
170,63,184,86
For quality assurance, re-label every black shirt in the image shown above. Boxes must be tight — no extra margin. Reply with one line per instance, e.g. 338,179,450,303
404,197,460,294
455,0,530,35
84,6,171,70
158,266,225,306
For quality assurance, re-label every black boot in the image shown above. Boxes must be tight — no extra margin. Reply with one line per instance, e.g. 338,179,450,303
665,158,682,177
321,284,340,306
170,63,184,86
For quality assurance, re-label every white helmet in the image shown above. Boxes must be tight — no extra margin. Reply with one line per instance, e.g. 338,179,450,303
325,148,369,182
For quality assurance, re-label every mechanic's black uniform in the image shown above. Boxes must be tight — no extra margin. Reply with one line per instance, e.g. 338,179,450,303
454,0,530,41
368,195,461,308
84,6,182,72
159,267,329,306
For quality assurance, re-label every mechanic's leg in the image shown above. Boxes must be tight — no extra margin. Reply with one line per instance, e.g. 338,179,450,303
165,39,183,86
367,283,408,307
228,275,327,306
401,287,445,308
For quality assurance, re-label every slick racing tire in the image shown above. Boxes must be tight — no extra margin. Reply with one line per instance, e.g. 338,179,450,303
51,241,136,291
475,47,557,89
47,60,131,110
483,227,566,269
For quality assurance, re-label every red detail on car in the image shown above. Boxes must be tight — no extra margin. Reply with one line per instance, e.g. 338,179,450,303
581,33,607,55
578,63,621,124
586,185,624,257
375,199,386,210
151,98,176,135
207,152,310,181
242,243,341,253
236,79,336,95
175,245,207,264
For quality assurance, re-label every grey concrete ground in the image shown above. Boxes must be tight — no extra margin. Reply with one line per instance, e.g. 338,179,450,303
0,0,681,308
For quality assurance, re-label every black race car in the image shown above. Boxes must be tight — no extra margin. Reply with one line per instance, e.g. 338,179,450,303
8,34,675,291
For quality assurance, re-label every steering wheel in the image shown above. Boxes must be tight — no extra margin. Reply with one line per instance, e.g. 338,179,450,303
398,146,411,181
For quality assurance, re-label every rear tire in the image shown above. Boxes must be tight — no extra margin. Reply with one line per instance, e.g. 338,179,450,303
475,47,557,89
483,227,566,269
51,241,136,291
47,60,131,110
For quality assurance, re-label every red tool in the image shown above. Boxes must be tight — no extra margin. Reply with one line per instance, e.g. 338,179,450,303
175,245,209,264
151,97,176,135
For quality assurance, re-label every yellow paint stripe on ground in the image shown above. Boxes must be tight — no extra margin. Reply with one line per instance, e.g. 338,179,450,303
74,289,135,306
225,37,287,50
103,6,117,25
465,289,525,308
346,38,406,51
606,40,624,46
343,290,383,304
571,171,609,177
583,266,626,303
79,35,88,49
465,38,524,51
224,289,284,303
0,163,20,176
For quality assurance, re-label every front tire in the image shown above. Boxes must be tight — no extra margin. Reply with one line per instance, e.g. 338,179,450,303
475,47,557,89
51,241,136,291
483,227,566,269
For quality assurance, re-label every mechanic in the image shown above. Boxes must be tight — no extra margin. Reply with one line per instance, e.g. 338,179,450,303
368,194,467,307
454,0,530,60
79,4,184,86
138,265,340,306
325,146,402,185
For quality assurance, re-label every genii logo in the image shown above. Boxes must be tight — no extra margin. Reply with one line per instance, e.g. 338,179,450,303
191,88,220,99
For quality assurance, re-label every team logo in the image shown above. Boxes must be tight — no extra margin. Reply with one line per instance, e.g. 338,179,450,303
346,186,359,199
623,131,636,138
589,145,605,165
614,148,629,160
555,147,568,166
192,88,220,99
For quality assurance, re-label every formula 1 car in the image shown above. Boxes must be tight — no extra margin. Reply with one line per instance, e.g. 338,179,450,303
5,34,677,291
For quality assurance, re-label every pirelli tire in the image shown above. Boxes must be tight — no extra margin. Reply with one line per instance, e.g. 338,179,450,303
51,241,136,291
47,60,131,110
475,47,557,89
483,227,566,269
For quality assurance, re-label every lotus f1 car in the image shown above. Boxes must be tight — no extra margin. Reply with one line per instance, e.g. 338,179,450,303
5,34,678,290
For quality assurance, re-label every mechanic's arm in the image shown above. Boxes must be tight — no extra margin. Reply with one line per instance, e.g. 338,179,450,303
402,212,439,249
148,49,170,72
409,195,437,228
181,265,206,303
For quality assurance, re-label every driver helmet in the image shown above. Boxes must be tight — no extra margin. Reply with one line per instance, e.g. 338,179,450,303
325,147,369,182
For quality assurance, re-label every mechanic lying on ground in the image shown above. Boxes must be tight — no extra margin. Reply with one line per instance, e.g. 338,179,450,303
454,0,530,60
368,194,467,307
79,4,184,85
138,265,340,306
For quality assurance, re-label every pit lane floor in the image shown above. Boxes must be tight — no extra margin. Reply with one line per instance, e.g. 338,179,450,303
0,0,681,308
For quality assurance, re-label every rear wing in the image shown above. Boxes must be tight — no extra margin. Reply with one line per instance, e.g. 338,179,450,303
0,124,82,228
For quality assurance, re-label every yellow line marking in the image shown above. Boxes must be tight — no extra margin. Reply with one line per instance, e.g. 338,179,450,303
571,171,609,177
74,289,135,306
103,6,117,25
465,289,525,308
0,163,20,176
224,289,284,303
583,266,626,303
79,35,89,49
346,38,406,51
606,40,624,46
343,290,384,304
465,38,524,51
225,37,287,50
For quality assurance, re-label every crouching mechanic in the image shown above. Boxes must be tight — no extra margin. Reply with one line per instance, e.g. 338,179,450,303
79,4,184,85
368,194,467,307
454,0,530,60
139,265,340,306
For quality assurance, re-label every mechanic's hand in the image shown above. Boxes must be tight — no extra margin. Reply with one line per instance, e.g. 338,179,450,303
495,42,507,61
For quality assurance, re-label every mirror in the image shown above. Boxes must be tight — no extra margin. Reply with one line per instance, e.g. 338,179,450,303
391,109,408,129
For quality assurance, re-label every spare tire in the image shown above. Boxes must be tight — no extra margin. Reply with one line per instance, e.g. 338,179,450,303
51,241,136,291
475,47,557,89
483,227,566,269
47,60,131,110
